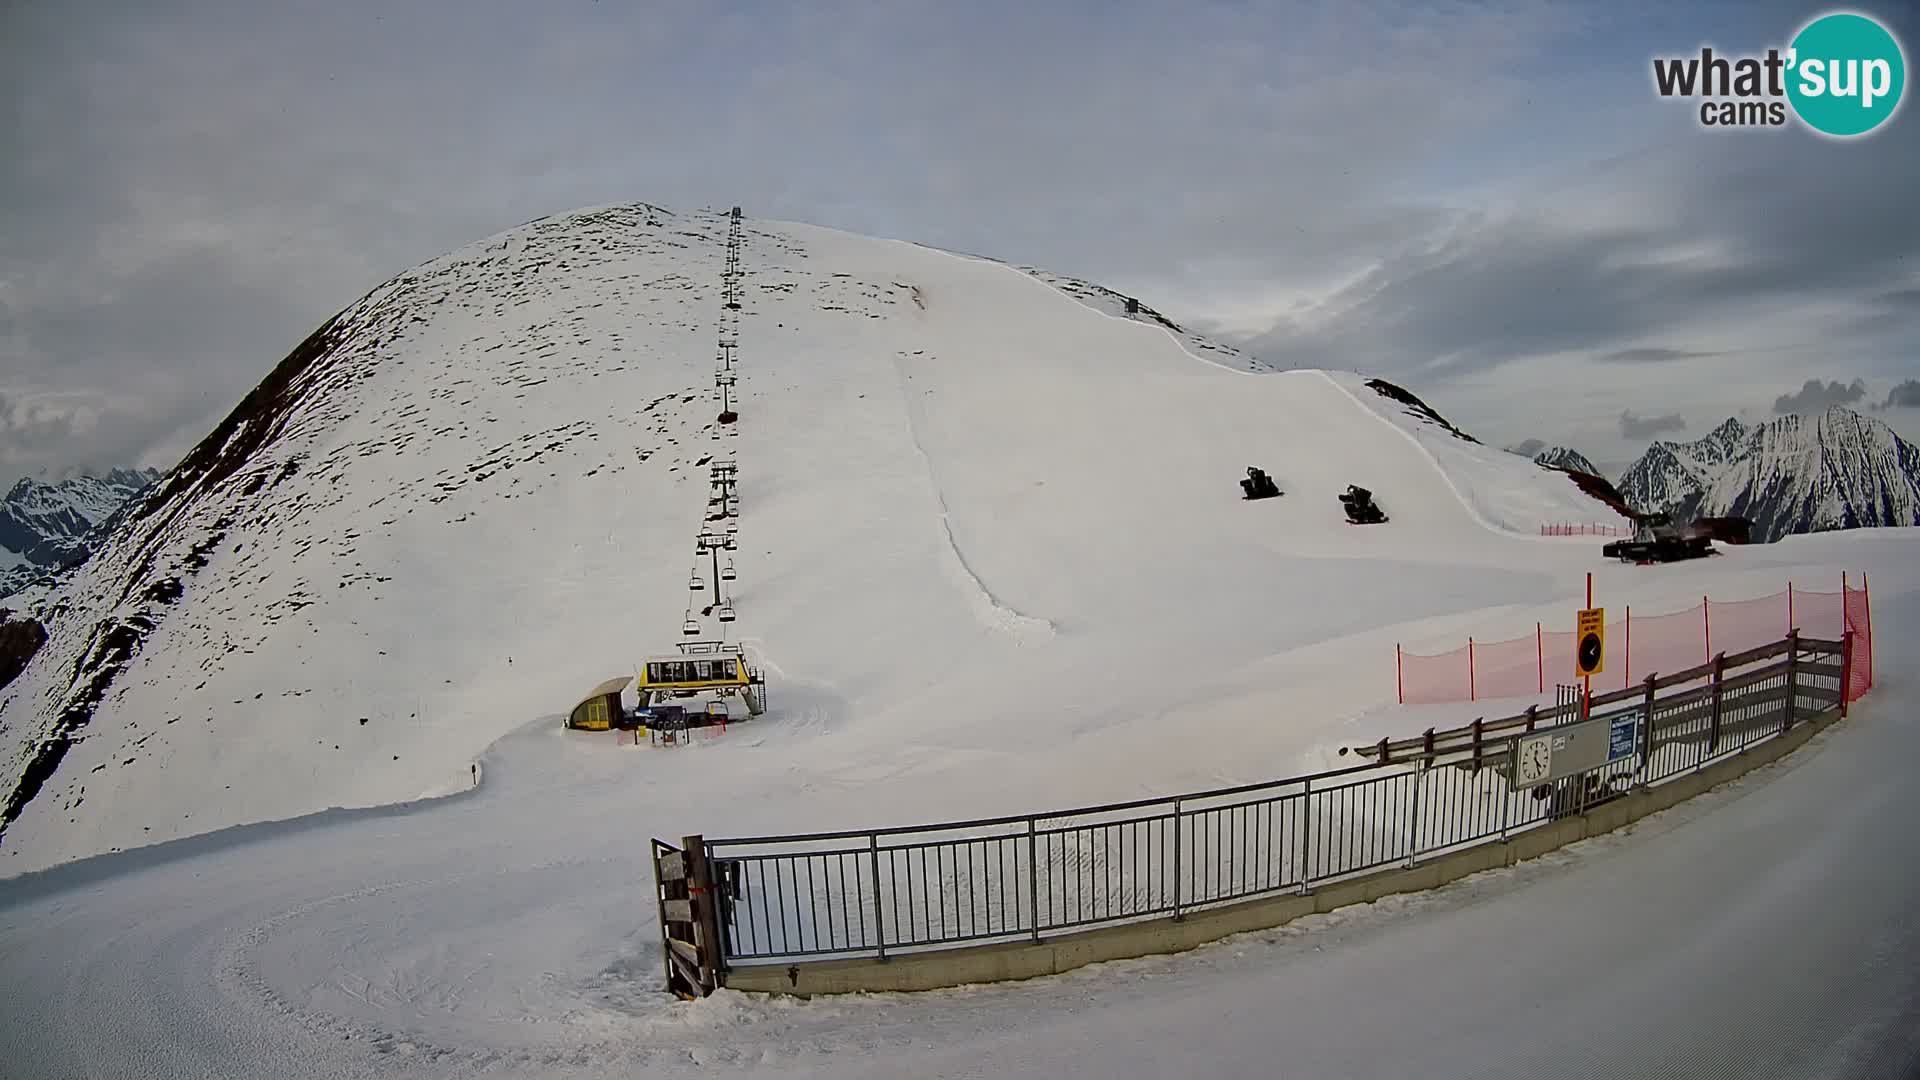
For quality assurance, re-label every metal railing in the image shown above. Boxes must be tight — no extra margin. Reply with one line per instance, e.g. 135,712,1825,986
687,633,1851,967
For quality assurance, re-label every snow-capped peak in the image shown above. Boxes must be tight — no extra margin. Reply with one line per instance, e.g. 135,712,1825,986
0,468,162,597
1619,406,1919,539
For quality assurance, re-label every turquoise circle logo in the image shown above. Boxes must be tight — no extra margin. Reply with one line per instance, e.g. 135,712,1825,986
1787,11,1907,137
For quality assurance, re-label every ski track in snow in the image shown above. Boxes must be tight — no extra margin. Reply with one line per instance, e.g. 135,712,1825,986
890,350,1057,644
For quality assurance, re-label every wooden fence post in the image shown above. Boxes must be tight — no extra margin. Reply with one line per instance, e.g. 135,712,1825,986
1470,718,1484,774
1782,630,1799,732
683,834,724,994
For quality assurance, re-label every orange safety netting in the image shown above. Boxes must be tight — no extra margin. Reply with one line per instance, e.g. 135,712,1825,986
1397,576,1875,705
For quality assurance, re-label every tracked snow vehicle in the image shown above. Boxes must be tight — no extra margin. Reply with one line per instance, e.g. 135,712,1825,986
1601,512,1715,564
1240,466,1282,500
1339,485,1387,524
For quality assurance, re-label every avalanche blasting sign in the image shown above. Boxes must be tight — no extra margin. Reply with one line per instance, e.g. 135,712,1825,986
1650,9,1907,138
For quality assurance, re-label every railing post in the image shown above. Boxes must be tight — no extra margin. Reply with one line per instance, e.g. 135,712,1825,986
1782,630,1799,732
1026,817,1040,942
869,833,886,960
1296,780,1312,894
1171,799,1184,921
1840,631,1854,719
1639,673,1658,776
1705,652,1726,762
1406,764,1423,867
1470,718,1484,774
1499,757,1513,840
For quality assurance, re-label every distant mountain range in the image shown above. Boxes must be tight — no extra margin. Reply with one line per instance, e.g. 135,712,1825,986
1529,446,1599,475
0,468,161,597
1616,406,1920,542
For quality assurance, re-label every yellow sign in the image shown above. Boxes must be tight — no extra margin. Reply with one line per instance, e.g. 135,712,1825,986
1575,607,1606,676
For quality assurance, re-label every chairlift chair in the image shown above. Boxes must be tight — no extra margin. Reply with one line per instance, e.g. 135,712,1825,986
689,572,705,591
721,560,737,581
717,602,736,623
682,618,700,636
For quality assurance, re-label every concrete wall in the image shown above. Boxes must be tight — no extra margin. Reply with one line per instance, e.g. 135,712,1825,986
724,702,1844,997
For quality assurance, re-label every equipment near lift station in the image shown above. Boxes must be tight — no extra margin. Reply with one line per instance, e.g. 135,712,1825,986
1240,466,1283,501
1601,512,1716,564
637,641,768,719
1339,485,1388,525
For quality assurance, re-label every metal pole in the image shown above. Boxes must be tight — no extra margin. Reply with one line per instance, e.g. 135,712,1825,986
869,833,886,960
1406,765,1422,867
1297,779,1312,894
1026,817,1041,941
1862,574,1874,690
1171,799,1184,920
1703,595,1711,666
1782,629,1799,732
1499,754,1513,840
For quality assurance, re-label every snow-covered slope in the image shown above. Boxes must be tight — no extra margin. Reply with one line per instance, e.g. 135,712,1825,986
1331,374,1626,533
1619,409,1920,540
0,468,160,597
0,203,1645,874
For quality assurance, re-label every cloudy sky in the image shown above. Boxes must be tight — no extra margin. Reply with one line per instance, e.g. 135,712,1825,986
3,0,1916,482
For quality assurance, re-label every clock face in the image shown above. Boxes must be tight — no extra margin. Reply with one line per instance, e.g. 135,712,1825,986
1517,736,1552,783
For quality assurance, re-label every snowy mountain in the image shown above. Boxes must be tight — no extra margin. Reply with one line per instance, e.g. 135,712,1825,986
1618,409,1920,540
1532,447,1599,476
0,468,161,597
1617,418,1749,516
0,202,1633,874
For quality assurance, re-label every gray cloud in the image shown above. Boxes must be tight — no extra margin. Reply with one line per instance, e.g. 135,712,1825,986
5,0,1918,479
1773,378,1866,415
1507,438,1547,457
1596,347,1716,365
1619,410,1685,439
1882,380,1920,409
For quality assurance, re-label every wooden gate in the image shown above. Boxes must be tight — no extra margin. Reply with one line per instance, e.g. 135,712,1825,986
650,835,727,998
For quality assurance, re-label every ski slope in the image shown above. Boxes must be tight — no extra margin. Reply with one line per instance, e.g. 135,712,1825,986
3,205,1617,876
0,202,1915,1076
0,537,1912,1079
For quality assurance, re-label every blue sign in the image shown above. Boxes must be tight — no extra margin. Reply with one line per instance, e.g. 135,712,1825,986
1608,713,1638,763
